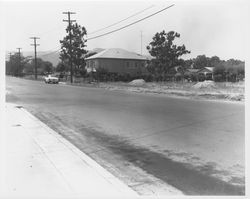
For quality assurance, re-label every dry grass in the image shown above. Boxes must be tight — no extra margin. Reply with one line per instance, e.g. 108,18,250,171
98,81,245,102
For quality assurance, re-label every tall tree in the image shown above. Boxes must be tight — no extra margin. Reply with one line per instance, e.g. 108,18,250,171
60,23,87,76
6,53,30,76
146,30,190,75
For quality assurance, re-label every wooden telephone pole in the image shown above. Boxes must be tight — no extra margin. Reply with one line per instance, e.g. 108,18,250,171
63,11,76,83
16,48,22,77
8,52,12,76
30,37,40,80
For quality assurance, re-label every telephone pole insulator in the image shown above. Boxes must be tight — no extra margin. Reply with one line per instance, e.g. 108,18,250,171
30,37,40,80
63,11,76,83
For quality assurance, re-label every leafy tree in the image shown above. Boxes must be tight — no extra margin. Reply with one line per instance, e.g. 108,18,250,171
192,55,210,69
146,31,190,76
182,58,194,68
29,58,54,74
213,59,245,82
226,59,243,66
60,23,87,76
213,64,226,81
43,61,53,74
56,62,68,73
236,63,245,78
210,56,221,67
6,53,30,76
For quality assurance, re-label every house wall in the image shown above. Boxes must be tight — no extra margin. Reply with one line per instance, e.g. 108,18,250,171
86,58,147,76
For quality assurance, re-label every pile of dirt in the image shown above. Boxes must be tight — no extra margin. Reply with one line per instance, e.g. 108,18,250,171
129,79,146,86
226,93,244,101
193,81,216,89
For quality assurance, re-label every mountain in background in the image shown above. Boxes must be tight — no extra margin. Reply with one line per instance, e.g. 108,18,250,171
25,51,60,67
6,51,60,67
21,49,105,67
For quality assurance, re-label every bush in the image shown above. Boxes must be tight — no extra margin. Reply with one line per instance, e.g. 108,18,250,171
214,74,223,82
198,73,205,81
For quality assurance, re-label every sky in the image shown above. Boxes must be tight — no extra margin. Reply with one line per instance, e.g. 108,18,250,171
1,0,250,61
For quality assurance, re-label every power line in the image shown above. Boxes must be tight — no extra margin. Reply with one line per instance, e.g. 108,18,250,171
30,37,40,80
38,48,61,58
88,5,155,35
87,4,174,41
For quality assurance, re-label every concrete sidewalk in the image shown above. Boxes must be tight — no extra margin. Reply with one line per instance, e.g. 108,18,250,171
1,103,137,198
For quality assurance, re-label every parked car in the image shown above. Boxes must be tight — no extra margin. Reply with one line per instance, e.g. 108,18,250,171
44,74,59,84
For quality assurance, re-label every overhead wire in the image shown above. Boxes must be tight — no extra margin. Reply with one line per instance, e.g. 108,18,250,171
88,5,155,35
87,4,175,41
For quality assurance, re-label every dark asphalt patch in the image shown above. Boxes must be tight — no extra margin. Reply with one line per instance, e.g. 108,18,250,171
78,126,245,195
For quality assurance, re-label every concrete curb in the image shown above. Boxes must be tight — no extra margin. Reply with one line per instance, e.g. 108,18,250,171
6,103,138,197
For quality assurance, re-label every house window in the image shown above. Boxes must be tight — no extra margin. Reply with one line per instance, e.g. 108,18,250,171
90,60,94,67
126,62,129,67
135,62,138,68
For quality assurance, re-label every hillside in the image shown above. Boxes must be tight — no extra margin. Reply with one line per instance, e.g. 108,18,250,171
22,51,60,67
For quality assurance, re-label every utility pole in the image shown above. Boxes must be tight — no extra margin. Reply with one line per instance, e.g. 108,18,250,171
140,31,143,55
63,11,76,83
8,52,12,61
17,48,22,77
8,52,12,76
30,37,40,80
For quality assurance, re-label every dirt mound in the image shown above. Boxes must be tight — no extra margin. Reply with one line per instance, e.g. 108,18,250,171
193,81,216,89
129,79,146,86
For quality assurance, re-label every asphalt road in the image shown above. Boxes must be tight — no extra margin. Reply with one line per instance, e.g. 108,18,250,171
6,76,245,195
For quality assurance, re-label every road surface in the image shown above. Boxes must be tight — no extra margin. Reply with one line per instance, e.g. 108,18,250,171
6,76,245,195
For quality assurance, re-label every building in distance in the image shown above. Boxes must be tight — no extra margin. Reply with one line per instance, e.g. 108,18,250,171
85,48,149,77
